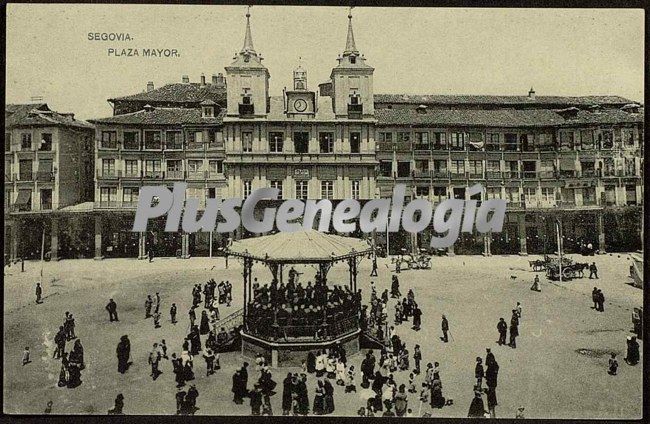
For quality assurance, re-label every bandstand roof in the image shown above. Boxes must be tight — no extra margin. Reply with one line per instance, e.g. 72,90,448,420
225,230,372,263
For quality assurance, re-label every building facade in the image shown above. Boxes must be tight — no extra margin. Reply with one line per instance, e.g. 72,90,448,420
5,11,643,261
5,103,95,260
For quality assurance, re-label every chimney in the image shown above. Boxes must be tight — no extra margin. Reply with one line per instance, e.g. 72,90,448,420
182,75,190,84
200,74,206,86
212,74,218,84
146,81,154,92
528,87,536,100
214,73,226,87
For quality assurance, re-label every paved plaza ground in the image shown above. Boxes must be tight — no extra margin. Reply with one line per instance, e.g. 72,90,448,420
3,251,643,418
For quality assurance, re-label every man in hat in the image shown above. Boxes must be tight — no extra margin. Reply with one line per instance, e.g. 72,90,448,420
148,343,161,379
441,315,449,343
170,303,177,324
497,318,507,345
589,262,598,279
144,295,153,319
106,299,118,322
116,335,130,374
35,282,43,304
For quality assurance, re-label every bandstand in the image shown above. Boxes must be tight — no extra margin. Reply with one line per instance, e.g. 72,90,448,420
226,230,372,367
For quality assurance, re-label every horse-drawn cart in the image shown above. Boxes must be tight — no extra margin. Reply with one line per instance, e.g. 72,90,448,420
544,256,588,281
393,249,432,270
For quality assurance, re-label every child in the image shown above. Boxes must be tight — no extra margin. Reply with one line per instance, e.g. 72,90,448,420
22,347,31,366
345,365,356,393
407,373,417,393
608,353,618,375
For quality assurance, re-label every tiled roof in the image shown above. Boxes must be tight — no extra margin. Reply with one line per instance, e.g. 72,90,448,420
374,94,634,107
88,107,225,125
6,103,94,129
375,108,643,128
109,83,227,104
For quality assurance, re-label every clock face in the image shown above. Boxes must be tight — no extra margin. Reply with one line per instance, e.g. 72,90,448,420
294,98,308,112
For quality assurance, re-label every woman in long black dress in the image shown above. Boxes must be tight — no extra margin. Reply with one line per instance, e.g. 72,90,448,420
306,352,316,373
282,373,293,415
199,311,210,335
313,380,325,415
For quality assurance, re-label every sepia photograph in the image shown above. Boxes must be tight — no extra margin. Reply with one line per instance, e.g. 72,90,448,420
3,2,645,419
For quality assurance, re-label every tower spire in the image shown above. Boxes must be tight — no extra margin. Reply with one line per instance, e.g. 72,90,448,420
241,6,256,55
344,7,358,56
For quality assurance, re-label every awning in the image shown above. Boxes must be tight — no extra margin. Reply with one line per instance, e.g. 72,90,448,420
559,158,577,171
15,190,31,205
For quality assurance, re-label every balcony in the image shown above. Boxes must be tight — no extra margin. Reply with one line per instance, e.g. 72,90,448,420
347,104,363,119
413,143,431,152
394,142,413,153
99,170,119,179
165,170,184,179
450,172,467,180
507,201,524,209
525,200,557,209
539,171,555,179
187,171,206,180
432,170,449,179
580,169,599,178
36,172,55,182
377,142,394,152
186,143,204,151
96,201,119,208
522,171,537,179
123,171,140,179
239,103,255,117
469,172,484,179
503,171,520,179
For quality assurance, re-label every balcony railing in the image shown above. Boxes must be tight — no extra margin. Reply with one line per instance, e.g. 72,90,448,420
123,171,139,178
187,171,206,180
450,172,467,179
36,172,55,182
239,103,255,117
413,143,430,152
522,171,537,179
507,201,524,209
432,170,449,179
412,170,431,179
347,104,363,119
19,172,33,181
486,171,502,180
166,170,184,179
99,170,119,179
143,171,163,179
503,171,520,179
469,172,484,179
539,171,555,179
186,143,204,151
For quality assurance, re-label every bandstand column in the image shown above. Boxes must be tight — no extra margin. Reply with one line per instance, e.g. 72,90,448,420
181,233,190,259
138,232,147,259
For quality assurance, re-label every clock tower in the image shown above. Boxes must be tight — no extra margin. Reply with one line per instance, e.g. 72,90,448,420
330,11,374,119
285,64,316,116
224,8,270,117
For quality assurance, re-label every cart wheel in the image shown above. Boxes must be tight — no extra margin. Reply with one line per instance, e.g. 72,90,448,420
562,268,574,280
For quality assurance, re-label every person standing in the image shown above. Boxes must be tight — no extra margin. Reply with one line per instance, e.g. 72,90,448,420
441,315,449,343
145,295,153,319
413,344,422,375
412,304,422,331
186,385,199,415
170,303,177,324
608,353,618,375
591,287,599,309
154,292,161,314
203,349,216,376
509,311,519,348
468,390,486,418
153,311,161,329
35,282,43,304
22,347,31,366
486,386,498,418
485,357,499,390
474,357,484,390
497,318,507,345
188,307,196,328
116,335,130,374
624,336,640,365
106,299,118,322
589,262,599,279
515,302,522,320
148,248,154,263
149,343,161,379
175,388,186,414
282,373,293,415
597,289,605,312
370,254,378,277
108,394,124,415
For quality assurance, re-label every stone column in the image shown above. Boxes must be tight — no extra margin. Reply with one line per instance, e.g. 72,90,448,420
94,215,103,260
483,232,492,256
50,217,59,261
181,233,190,259
597,212,606,253
138,232,147,260
518,214,528,256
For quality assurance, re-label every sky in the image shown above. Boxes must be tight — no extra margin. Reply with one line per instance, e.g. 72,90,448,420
5,5,644,120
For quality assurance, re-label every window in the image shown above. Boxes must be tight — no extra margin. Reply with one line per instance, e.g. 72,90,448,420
124,160,138,177
379,161,392,177
623,129,635,147
165,131,182,150
319,132,334,153
580,130,594,150
415,132,429,149
433,160,447,175
524,187,538,204
487,160,500,173
39,133,53,151
506,161,519,178
506,187,519,204
269,132,284,153
144,131,161,149
433,132,446,150
450,133,467,150
321,181,334,199
189,131,204,145
296,181,308,200
486,187,502,199
450,160,465,175
537,133,555,151
202,106,214,118
397,132,411,143
624,158,636,176
100,131,117,149
21,133,32,150
350,132,361,153
188,160,203,176
242,131,253,152
294,132,309,154
19,160,33,180
40,189,52,210
541,188,554,203
468,160,483,176
378,132,393,143
604,185,616,205
416,186,429,197
100,187,117,206
209,130,223,147
15,189,32,211
166,160,182,178
486,133,500,151
123,187,139,205
559,131,574,151
600,130,614,149
397,161,410,178
270,180,283,199
124,131,140,150
207,188,217,199
504,133,518,151
432,187,447,202
522,161,536,178
625,185,637,205
208,160,223,175
5,133,10,152
144,160,161,178
351,181,360,200
583,187,597,205
243,181,252,198
520,134,534,152
102,159,116,176
453,187,465,199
